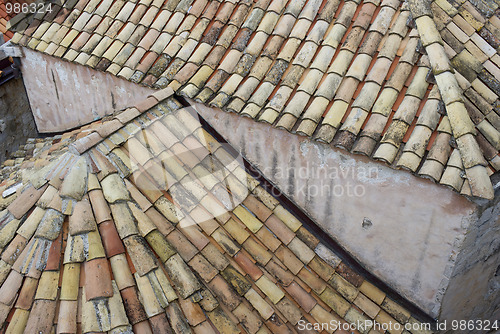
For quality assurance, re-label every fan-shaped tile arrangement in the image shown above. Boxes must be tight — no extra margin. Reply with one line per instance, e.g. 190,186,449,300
0,89,432,333
6,0,500,199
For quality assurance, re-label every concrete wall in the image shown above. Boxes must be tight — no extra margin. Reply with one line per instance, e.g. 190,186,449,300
439,182,500,325
192,100,479,318
20,47,155,133
0,77,37,163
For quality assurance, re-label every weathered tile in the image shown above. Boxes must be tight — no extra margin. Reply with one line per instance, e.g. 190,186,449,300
34,270,59,300
242,238,272,266
23,299,57,333
207,275,241,310
165,254,202,299
207,306,242,333
84,257,114,300
355,293,381,318
134,271,164,317
148,312,173,333
381,297,411,323
8,184,47,219
69,197,96,235
178,296,206,326
221,265,252,296
319,286,351,317
7,308,31,333
233,303,263,334
212,228,241,256
123,235,158,276
244,288,274,320
233,206,263,233
60,263,81,301
101,173,131,203
272,205,301,232
110,202,140,239
0,270,23,305
330,273,359,302
255,227,281,252
198,288,219,312
109,253,135,291
275,296,302,325
165,301,193,333
264,214,294,244
15,277,39,310
255,274,284,304
234,251,263,281
145,230,176,263
275,245,303,275
120,286,148,324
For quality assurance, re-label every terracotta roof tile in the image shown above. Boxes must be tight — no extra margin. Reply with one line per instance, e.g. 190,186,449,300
23,299,57,333
109,253,135,290
255,226,281,252
165,253,202,299
7,184,47,219
120,286,149,324
1,234,27,265
234,250,263,281
166,229,199,261
34,270,59,300
0,270,23,305
233,303,264,334
244,288,274,320
123,234,158,275
243,237,273,266
148,312,173,334
60,263,81,301
166,300,193,333
15,276,38,310
84,257,113,300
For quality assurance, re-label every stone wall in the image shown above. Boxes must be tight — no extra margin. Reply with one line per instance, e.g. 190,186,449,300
192,100,480,318
19,47,155,133
439,178,500,325
0,77,37,163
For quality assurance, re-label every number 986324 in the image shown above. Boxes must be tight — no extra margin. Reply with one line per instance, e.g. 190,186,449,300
5,2,53,15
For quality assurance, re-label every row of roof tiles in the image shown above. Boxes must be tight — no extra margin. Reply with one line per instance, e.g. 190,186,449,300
6,0,500,199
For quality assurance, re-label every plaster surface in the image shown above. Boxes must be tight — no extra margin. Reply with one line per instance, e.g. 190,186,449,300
19,47,155,133
0,77,37,163
192,100,478,317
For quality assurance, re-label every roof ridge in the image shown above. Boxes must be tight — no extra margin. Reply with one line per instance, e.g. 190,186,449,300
408,0,494,199
69,87,174,155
